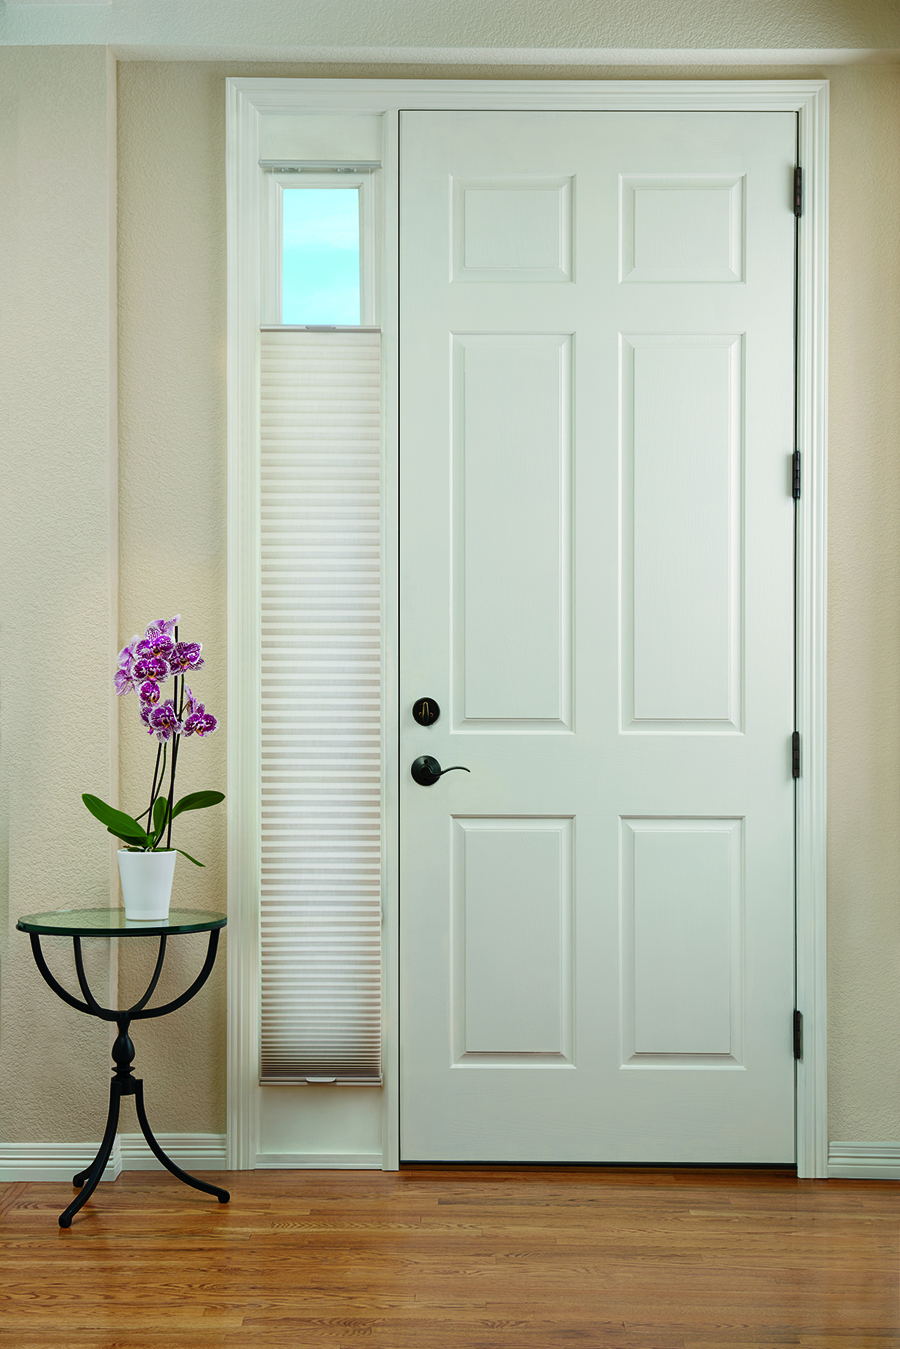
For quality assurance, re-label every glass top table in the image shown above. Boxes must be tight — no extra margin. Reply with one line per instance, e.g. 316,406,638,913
17,908,227,937
17,906,229,1227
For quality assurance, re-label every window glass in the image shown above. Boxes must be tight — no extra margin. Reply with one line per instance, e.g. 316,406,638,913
282,187,361,325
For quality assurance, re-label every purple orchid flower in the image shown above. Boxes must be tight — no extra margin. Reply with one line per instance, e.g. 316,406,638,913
134,616,179,662
139,679,162,705
117,635,141,670
114,634,143,694
182,690,217,737
148,699,181,743
132,655,170,684
135,635,174,662
169,641,204,675
182,704,218,738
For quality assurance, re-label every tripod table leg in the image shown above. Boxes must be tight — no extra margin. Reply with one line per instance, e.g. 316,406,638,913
133,1078,229,1203
61,1081,123,1228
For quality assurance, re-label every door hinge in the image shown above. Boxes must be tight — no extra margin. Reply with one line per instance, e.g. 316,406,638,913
792,450,801,500
794,166,803,218
792,730,801,778
793,1009,803,1060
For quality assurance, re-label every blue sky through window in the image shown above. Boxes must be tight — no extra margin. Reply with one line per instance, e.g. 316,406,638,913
282,188,361,325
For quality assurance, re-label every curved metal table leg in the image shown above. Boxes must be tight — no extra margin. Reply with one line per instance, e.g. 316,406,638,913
61,1081,124,1228
133,1079,229,1203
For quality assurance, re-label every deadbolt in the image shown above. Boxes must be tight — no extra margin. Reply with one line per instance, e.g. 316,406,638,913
412,698,441,727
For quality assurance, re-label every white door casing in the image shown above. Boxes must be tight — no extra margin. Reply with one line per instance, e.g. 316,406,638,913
400,110,797,1163
225,79,828,1175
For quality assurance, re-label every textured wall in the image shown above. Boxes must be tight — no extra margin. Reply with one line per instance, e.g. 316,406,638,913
116,59,900,1147
116,62,228,1131
1,0,899,55
826,63,900,1140
0,47,117,1143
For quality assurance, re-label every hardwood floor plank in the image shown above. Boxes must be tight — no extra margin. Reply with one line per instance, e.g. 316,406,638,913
1,1168,899,1349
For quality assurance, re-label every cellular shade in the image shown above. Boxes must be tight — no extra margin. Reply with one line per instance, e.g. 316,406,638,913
259,330,382,1084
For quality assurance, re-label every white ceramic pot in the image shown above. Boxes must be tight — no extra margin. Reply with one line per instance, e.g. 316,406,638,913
117,849,177,921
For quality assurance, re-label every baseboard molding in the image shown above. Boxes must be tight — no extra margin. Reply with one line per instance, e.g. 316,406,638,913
828,1142,900,1180
12,1140,897,1179
0,1141,122,1184
118,1132,228,1171
0,1133,227,1182
254,1152,382,1169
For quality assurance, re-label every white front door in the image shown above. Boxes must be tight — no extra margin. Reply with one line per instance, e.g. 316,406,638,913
399,110,796,1163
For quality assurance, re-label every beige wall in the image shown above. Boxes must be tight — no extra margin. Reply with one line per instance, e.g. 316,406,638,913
2,47,898,1151
826,63,900,1140
0,47,117,1143
116,60,229,1132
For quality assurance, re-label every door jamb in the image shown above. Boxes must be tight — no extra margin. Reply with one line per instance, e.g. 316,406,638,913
226,77,828,1177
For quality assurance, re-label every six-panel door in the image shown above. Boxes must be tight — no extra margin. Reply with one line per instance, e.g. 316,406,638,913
400,111,796,1162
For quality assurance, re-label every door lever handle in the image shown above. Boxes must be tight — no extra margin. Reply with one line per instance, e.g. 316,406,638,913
411,755,471,787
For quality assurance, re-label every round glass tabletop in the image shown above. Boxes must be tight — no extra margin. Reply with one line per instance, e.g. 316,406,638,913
16,908,227,937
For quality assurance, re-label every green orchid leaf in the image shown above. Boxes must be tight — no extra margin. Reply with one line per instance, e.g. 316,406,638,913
106,826,150,848
83,794,150,843
171,790,225,820
175,848,206,867
152,796,170,841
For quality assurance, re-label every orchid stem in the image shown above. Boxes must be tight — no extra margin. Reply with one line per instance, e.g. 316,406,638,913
148,743,168,844
166,670,180,850
143,741,163,824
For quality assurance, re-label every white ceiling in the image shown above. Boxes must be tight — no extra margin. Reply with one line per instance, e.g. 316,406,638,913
1,0,898,62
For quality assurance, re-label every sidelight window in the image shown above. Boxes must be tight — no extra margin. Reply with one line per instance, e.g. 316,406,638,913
257,165,382,1085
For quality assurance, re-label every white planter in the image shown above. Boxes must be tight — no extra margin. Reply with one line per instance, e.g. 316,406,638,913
117,849,177,921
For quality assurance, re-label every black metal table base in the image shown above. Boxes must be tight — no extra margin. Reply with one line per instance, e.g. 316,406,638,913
28,929,230,1228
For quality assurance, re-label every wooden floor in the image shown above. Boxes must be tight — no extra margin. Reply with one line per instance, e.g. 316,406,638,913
1,1167,898,1348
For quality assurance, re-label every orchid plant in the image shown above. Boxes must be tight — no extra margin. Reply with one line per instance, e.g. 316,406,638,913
82,615,223,865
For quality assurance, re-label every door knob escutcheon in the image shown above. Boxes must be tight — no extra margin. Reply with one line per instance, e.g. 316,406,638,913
411,756,470,787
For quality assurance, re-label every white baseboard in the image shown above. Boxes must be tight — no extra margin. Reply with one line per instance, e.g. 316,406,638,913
828,1142,900,1179
12,1141,895,1179
254,1151,382,1169
0,1141,122,1183
119,1132,227,1171
0,1133,227,1182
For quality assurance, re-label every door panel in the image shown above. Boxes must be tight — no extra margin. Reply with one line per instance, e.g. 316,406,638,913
623,332,743,729
453,332,572,728
400,110,796,1163
453,817,574,1060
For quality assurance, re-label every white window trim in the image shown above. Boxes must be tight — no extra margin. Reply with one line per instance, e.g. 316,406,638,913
226,76,828,1176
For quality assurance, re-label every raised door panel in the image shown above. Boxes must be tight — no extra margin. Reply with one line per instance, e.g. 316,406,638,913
452,176,574,282
452,817,574,1065
452,333,573,731
620,174,745,283
621,334,743,733
620,818,744,1066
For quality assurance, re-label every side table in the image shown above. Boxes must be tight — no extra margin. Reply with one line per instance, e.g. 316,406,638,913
16,907,230,1228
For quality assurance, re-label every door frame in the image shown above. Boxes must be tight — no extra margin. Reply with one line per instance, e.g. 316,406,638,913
226,77,829,1176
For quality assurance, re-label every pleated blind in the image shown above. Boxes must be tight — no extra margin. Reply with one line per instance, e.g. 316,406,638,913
259,330,382,1084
